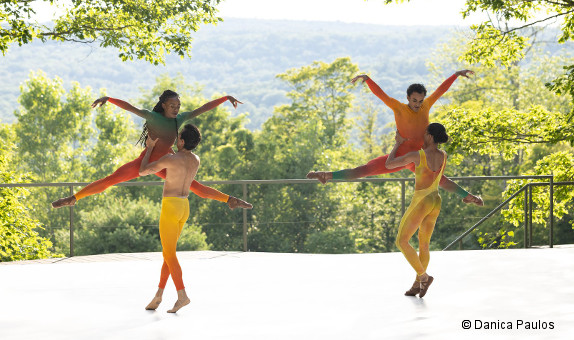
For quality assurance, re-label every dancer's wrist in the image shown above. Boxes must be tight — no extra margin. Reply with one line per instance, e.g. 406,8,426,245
455,186,469,198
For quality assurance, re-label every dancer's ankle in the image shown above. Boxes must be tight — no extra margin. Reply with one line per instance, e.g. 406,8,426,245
417,273,429,282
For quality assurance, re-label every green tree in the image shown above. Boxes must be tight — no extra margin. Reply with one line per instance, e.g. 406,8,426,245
242,58,361,252
424,31,574,249
14,71,93,183
1,0,223,65
381,0,574,123
0,125,61,261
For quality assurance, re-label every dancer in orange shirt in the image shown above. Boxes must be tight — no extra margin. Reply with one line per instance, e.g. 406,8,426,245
307,71,482,205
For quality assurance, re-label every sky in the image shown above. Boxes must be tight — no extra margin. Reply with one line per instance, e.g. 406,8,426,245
33,0,488,26
216,0,486,26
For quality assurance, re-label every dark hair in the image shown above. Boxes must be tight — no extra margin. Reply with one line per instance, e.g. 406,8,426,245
407,83,427,97
180,124,201,150
137,90,180,147
427,123,449,144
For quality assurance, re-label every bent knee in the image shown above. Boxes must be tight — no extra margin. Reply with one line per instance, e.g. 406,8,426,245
395,238,409,251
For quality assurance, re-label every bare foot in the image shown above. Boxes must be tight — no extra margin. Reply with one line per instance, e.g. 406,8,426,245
167,297,190,313
306,171,331,184
463,194,484,206
51,195,77,209
227,196,253,210
145,296,162,310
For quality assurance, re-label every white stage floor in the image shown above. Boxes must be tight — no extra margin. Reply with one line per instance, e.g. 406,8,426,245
1,247,573,339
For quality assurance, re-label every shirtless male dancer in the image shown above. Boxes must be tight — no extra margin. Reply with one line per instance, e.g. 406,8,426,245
140,124,251,313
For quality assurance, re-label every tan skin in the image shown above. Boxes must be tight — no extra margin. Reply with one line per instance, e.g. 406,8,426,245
139,136,199,197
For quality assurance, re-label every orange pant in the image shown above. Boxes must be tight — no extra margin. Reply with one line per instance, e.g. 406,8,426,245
158,197,189,290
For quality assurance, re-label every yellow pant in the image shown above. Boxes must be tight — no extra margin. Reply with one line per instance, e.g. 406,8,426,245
158,197,190,290
395,188,442,276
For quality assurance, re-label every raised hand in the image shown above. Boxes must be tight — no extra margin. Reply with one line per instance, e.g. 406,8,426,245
394,130,407,144
455,69,474,78
146,136,158,149
227,196,253,209
350,75,369,84
227,96,243,109
91,96,109,108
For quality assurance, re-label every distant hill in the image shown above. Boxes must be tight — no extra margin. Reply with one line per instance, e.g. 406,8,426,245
0,19,457,129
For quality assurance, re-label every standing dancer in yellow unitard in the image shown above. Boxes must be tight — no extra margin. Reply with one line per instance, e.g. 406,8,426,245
140,124,252,313
386,123,449,298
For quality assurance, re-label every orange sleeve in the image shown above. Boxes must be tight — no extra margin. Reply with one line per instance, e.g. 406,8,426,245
180,96,229,121
107,97,133,111
365,78,402,110
190,180,229,203
426,74,458,107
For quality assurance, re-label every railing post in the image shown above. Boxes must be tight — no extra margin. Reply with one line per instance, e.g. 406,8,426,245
528,185,532,247
524,184,530,248
243,183,248,252
549,174,554,248
69,185,74,257
459,239,463,250
401,180,406,217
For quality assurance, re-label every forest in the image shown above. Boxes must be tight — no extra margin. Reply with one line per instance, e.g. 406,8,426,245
1,16,574,261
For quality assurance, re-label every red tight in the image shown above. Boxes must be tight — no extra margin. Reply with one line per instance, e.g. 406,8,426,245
74,148,229,202
332,142,452,188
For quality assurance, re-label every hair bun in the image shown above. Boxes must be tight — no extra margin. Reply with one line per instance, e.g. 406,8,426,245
427,122,449,144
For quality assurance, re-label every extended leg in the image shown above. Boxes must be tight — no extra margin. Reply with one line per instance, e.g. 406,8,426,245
52,152,148,208
307,153,412,183
395,196,433,276
158,199,187,291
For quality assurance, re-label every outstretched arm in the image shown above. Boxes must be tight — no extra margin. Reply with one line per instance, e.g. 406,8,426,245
386,131,419,169
181,96,242,121
426,70,474,106
92,96,148,119
352,75,401,110
439,176,484,206
189,181,253,209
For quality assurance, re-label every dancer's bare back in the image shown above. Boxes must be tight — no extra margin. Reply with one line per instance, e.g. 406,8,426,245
139,138,199,198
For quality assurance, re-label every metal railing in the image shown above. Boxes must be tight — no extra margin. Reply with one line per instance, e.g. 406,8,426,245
443,176,574,250
1,175,566,255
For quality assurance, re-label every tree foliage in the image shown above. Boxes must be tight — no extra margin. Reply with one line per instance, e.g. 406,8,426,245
425,28,574,248
1,0,223,65
381,0,574,107
0,125,60,261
